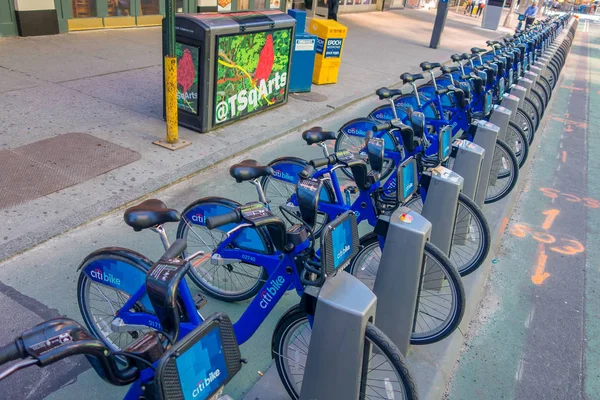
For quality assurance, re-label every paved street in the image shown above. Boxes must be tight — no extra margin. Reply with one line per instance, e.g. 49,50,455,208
448,18,600,400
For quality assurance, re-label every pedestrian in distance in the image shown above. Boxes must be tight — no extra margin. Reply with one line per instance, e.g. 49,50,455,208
464,0,473,14
324,0,339,21
476,0,485,16
524,1,539,26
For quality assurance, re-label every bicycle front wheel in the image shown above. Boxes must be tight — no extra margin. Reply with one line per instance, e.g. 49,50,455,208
78,253,155,352
348,235,465,344
485,138,519,204
335,130,397,180
403,193,491,276
507,120,530,168
176,199,268,302
515,106,536,145
272,306,419,400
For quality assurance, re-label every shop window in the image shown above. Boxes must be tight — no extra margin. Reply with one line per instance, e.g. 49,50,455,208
71,0,97,17
141,0,160,14
107,0,132,15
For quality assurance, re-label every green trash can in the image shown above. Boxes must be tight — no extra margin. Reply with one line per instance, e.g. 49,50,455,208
163,12,296,133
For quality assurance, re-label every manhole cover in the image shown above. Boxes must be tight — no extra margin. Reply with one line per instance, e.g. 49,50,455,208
290,92,328,102
0,133,140,209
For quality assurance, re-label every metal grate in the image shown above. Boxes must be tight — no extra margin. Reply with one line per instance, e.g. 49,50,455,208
0,133,140,209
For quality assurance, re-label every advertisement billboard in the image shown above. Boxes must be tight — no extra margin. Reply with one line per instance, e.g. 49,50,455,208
176,43,200,115
214,28,292,125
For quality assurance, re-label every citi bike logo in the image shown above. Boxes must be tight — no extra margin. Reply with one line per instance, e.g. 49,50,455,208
259,276,286,309
346,127,366,136
191,212,204,224
90,269,121,286
337,245,351,261
405,181,414,193
273,169,295,182
191,368,221,398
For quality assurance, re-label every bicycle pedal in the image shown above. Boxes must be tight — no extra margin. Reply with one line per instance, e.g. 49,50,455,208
195,294,208,310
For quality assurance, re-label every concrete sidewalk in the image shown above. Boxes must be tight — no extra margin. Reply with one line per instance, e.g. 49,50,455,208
0,9,508,262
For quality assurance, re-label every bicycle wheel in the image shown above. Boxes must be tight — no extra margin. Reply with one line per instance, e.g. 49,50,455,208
515,106,536,145
506,120,530,168
335,129,397,180
485,139,519,204
78,252,155,352
272,306,419,400
531,83,550,115
260,169,335,238
176,198,268,302
402,193,491,276
523,88,544,130
348,235,465,343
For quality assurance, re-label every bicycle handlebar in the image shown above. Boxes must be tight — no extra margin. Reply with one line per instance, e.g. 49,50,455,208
0,342,21,365
205,209,242,230
0,318,139,386
373,122,392,132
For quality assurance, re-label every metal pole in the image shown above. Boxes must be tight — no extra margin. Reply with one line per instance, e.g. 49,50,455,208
155,0,191,150
165,0,178,144
430,0,450,49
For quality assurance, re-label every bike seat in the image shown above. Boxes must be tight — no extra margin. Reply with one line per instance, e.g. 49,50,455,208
376,87,402,100
471,47,487,54
460,53,471,61
229,159,274,183
451,54,462,62
400,72,424,84
124,199,181,231
302,127,336,145
441,65,460,74
419,61,442,71
486,39,500,46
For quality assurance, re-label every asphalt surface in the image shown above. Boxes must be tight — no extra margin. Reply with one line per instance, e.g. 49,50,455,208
448,19,600,399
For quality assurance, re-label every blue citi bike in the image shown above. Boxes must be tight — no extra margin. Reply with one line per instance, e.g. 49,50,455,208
175,135,465,344
1,234,245,400
76,185,418,399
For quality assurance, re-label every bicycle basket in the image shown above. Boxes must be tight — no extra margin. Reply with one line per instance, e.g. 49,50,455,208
155,313,241,400
518,14,526,21
320,211,359,276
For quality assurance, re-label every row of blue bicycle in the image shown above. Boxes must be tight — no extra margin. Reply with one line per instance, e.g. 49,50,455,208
0,13,577,400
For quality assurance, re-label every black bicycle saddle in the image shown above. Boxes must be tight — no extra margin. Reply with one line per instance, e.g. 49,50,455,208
124,199,181,232
471,47,487,54
400,72,424,84
302,127,337,145
229,159,274,183
420,61,442,71
375,87,402,100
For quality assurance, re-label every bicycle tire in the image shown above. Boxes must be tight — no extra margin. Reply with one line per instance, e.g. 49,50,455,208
515,107,536,145
402,192,491,276
532,83,548,114
348,234,465,343
485,138,519,204
272,305,419,400
335,129,397,181
507,120,530,168
176,198,268,302
538,78,552,104
78,250,157,352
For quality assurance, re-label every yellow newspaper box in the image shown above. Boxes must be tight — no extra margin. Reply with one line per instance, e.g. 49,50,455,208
308,19,347,84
